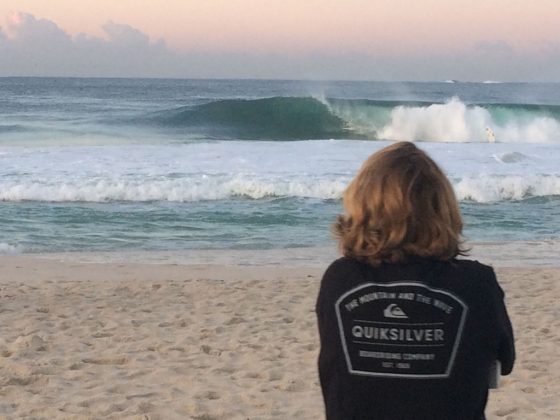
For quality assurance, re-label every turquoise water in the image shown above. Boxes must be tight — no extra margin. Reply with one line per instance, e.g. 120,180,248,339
2,198,558,254
0,78,559,255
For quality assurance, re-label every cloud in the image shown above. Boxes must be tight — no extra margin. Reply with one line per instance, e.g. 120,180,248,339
3,11,71,44
102,21,152,48
0,12,179,77
1,12,560,81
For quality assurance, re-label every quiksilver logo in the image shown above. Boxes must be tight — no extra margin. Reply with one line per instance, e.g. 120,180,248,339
383,303,408,319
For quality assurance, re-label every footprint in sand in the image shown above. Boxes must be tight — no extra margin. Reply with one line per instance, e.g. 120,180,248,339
225,316,246,325
10,335,47,352
195,390,221,400
245,370,265,379
279,378,306,392
91,332,113,338
201,345,222,356
268,369,284,381
68,362,83,370
494,407,518,417
126,392,159,400
82,356,129,365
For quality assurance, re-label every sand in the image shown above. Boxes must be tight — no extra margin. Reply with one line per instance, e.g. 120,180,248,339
0,255,558,419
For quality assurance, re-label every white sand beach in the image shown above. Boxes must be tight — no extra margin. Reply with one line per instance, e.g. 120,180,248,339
0,256,558,419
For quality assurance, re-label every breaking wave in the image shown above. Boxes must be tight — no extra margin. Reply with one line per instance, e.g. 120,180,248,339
155,97,352,140
454,174,560,202
1,174,559,203
148,96,560,143
0,176,348,202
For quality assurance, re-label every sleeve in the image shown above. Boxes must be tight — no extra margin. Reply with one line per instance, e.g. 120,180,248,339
316,259,350,416
316,261,342,398
487,268,515,375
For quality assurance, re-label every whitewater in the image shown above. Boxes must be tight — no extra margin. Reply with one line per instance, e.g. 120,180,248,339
0,78,559,259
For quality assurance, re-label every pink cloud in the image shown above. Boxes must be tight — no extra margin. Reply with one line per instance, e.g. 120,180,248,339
4,11,70,43
2,11,560,81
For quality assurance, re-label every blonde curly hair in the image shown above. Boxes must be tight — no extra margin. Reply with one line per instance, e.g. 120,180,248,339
334,141,466,265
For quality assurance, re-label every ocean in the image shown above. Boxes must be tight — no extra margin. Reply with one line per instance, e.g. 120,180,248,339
1,78,559,265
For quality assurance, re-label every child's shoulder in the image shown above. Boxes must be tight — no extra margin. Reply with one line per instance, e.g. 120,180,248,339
451,258,495,276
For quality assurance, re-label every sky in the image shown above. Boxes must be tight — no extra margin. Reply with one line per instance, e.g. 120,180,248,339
1,0,560,81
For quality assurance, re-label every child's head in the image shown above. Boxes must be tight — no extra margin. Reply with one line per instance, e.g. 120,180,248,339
335,141,465,265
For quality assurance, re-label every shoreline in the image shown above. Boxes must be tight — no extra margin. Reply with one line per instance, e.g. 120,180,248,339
2,239,559,268
0,257,559,418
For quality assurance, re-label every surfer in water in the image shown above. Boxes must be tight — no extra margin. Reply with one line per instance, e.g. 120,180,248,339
486,127,496,143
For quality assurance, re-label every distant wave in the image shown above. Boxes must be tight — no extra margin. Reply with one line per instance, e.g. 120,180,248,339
146,96,560,143
0,124,29,134
154,97,353,140
492,152,528,163
1,174,559,203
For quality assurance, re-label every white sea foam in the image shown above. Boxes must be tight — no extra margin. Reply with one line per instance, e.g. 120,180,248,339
1,173,559,203
495,116,560,143
0,141,558,203
378,97,486,142
376,97,560,143
454,174,560,202
0,242,23,255
0,176,349,202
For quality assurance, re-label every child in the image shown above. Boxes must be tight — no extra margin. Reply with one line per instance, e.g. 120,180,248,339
316,142,514,420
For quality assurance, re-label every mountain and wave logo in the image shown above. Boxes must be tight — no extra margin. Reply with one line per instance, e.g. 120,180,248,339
383,304,408,319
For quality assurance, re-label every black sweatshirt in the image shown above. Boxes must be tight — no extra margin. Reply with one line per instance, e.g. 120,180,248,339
316,257,515,420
